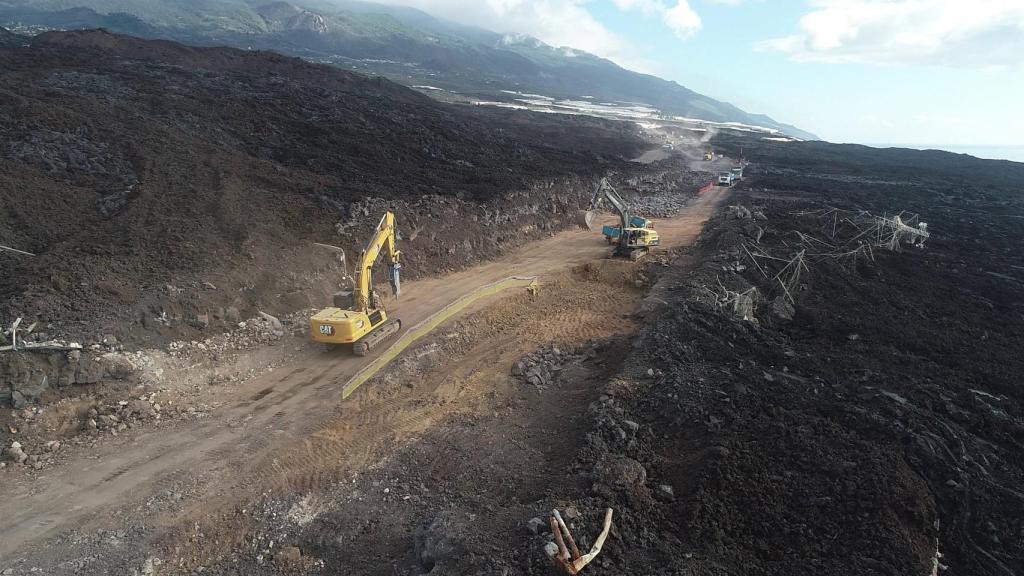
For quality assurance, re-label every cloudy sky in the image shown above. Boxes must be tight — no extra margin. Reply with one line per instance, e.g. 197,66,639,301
374,0,1024,147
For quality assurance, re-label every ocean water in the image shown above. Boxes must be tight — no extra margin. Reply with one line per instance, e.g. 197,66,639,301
867,144,1024,163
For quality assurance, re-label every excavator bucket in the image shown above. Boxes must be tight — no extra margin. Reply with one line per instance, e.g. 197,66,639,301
576,210,596,231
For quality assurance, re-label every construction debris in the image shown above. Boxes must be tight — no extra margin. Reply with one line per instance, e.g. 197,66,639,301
544,508,615,574
0,244,35,256
705,207,937,318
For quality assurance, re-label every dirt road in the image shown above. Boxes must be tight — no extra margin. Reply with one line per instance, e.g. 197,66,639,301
0,187,727,562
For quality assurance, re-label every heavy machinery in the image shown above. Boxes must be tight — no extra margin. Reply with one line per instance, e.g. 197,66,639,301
577,178,659,261
704,150,715,161
310,211,403,355
602,215,654,244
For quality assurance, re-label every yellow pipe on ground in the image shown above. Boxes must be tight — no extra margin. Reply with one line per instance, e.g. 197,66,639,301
341,276,540,399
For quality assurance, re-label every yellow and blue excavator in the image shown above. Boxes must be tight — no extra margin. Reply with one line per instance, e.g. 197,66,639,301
310,212,402,355
577,178,659,260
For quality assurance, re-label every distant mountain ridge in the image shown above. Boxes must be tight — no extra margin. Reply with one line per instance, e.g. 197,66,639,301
257,1,329,34
0,0,817,139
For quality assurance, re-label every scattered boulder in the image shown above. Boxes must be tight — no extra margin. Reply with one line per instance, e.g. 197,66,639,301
526,517,547,535
415,511,471,572
130,399,155,418
10,390,27,409
138,556,161,576
76,357,106,384
655,484,676,502
225,306,242,324
259,312,284,336
6,441,28,464
98,352,136,379
511,361,525,377
14,373,49,404
596,455,646,486
274,546,302,567
770,295,795,322
726,205,752,219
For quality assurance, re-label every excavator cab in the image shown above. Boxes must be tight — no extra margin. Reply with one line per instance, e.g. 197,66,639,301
617,228,660,260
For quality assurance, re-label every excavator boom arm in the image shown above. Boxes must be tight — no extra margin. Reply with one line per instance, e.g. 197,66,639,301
587,178,631,229
355,212,402,311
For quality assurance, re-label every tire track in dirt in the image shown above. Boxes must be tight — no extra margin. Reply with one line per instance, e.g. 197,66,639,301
162,265,648,570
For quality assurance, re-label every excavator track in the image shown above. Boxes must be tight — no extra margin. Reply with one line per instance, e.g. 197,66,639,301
353,318,402,356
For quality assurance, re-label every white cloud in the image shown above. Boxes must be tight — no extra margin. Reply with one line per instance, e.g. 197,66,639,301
362,0,704,73
612,0,665,16
663,2,702,37
367,0,655,71
614,0,703,37
757,0,1024,67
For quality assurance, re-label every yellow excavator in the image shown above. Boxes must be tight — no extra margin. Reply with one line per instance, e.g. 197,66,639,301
704,149,715,161
310,212,403,355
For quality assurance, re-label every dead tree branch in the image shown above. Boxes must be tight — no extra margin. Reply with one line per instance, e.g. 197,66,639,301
0,244,35,256
545,508,615,575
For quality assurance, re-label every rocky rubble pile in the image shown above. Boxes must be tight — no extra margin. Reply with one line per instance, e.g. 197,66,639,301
332,178,598,272
677,203,794,325
2,389,217,472
511,344,587,390
3,407,69,470
2,345,154,409
625,168,711,218
166,311,303,358
1,438,60,471
38,70,139,103
82,394,166,435
629,193,695,218
3,126,138,187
